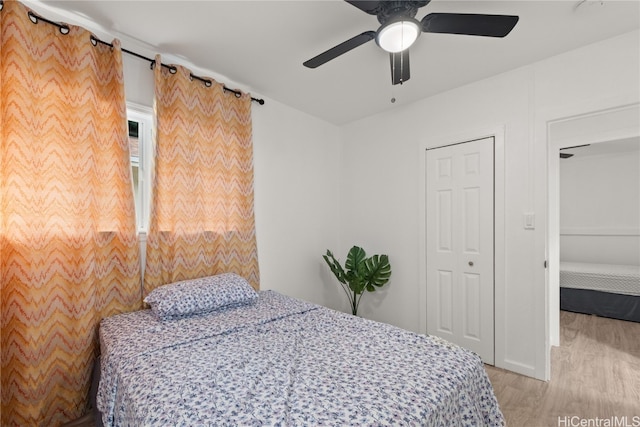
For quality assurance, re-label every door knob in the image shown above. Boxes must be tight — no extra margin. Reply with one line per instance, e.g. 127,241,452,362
468,261,474,267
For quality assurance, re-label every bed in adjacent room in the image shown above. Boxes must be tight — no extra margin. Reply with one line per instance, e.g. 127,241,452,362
560,262,640,322
97,274,504,426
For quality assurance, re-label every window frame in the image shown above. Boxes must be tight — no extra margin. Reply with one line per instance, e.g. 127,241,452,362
127,102,153,234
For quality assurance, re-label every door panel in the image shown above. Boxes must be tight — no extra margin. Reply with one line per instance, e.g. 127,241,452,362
463,272,481,340
437,270,454,333
463,187,480,252
426,137,494,364
437,190,453,251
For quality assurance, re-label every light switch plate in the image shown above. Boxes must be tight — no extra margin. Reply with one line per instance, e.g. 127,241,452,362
524,212,535,229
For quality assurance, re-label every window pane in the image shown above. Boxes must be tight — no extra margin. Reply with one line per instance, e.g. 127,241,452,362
129,120,141,229
127,104,152,233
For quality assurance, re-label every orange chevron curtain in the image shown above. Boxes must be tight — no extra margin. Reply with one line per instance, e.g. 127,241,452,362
0,1,141,426
144,59,259,295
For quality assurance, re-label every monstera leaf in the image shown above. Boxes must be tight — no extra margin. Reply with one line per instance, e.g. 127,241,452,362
363,254,391,292
322,245,392,316
323,250,347,285
345,246,366,272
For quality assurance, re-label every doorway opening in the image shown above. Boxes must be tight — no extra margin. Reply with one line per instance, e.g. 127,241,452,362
558,138,640,318
547,104,640,352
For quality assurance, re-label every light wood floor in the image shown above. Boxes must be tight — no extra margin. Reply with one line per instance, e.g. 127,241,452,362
485,311,640,427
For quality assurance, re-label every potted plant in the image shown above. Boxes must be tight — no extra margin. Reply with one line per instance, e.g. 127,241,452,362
322,245,391,316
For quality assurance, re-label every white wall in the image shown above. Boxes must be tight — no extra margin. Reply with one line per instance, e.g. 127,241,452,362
341,64,536,375
339,30,640,379
252,99,343,307
560,147,640,265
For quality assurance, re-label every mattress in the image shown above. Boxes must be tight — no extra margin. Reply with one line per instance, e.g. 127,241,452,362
560,262,640,296
97,290,504,426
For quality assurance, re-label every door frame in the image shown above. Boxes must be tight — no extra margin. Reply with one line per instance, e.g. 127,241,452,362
537,99,639,380
419,125,506,369
545,103,640,343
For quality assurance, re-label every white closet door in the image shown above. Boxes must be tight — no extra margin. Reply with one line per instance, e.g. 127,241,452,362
426,137,494,364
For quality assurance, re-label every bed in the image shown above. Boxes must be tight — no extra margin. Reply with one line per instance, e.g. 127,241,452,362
560,262,640,322
97,277,504,426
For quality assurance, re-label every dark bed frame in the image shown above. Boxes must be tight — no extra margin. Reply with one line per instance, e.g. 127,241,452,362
560,287,640,323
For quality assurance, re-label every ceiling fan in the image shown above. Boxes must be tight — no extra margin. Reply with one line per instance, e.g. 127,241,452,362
303,1,519,85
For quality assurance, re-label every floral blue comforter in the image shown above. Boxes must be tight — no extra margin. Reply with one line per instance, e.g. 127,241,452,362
98,291,504,426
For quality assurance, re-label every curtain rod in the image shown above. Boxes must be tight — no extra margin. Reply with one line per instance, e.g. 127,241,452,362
24,8,266,105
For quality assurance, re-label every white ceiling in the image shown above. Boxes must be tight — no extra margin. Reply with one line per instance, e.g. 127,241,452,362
40,0,640,125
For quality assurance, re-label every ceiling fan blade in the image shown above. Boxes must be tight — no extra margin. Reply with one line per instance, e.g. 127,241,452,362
421,13,519,38
303,31,376,68
390,50,410,85
344,1,383,15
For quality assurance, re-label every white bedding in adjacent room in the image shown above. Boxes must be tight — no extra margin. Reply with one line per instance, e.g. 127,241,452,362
560,262,640,296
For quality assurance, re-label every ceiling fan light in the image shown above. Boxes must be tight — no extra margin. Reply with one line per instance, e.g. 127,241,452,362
376,19,420,53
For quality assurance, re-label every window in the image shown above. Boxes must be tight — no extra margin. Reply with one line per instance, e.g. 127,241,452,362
127,103,153,233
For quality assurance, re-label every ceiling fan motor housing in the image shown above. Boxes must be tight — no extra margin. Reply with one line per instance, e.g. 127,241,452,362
375,0,431,24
